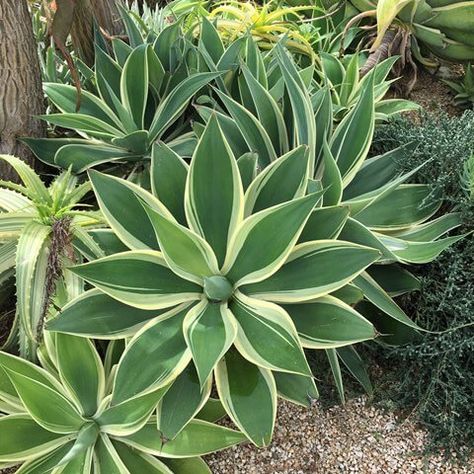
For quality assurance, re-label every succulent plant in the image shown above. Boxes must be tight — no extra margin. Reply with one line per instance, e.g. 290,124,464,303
0,333,243,473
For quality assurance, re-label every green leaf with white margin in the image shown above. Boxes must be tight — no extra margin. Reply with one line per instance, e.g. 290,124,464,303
215,349,276,447
320,137,343,206
70,251,201,310
274,372,318,408
353,272,420,330
142,202,219,284
55,422,98,468
111,306,191,405
120,418,246,457
330,71,375,186
275,45,316,173
43,83,121,130
0,155,50,204
157,363,212,440
394,212,462,242
89,170,172,250
377,232,466,264
230,292,311,376
185,115,243,266
367,264,419,296
13,442,74,473
94,434,129,473
163,457,210,474
54,144,140,174
326,348,345,403
337,346,373,395
16,221,50,352
244,146,310,215
0,414,72,463
54,334,105,417
120,44,148,129
354,184,440,231
47,290,170,339
223,192,320,286
237,152,259,191
241,64,289,155
0,352,63,409
214,89,277,167
282,295,376,348
149,72,224,141
298,206,349,243
98,386,170,436
4,369,85,434
151,142,188,226
112,441,173,473
243,241,380,303
183,300,237,387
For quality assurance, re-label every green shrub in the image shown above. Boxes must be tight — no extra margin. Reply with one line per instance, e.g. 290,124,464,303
371,111,474,454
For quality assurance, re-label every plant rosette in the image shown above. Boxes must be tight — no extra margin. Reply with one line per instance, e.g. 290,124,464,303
0,333,244,473
48,116,382,446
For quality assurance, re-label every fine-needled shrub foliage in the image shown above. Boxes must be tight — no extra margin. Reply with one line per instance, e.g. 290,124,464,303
372,111,474,454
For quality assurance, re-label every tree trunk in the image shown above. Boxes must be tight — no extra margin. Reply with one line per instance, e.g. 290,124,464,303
70,0,125,66
0,0,45,181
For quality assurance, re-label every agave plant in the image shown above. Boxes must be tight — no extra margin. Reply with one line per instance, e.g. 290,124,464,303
193,43,465,397
48,116,385,446
0,333,244,473
443,63,474,108
24,28,221,174
0,155,103,359
347,0,474,89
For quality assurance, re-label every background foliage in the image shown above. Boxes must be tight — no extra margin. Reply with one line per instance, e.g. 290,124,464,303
371,111,474,454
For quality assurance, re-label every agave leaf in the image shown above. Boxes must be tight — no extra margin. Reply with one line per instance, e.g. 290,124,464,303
111,307,191,405
215,350,276,447
47,290,166,339
98,387,170,437
243,241,380,302
283,296,376,349
353,271,420,330
43,83,121,130
89,171,170,250
185,115,244,267
120,44,149,130
244,146,310,215
112,441,173,473
231,292,311,376
70,251,201,310
183,300,237,387
120,418,245,457
0,414,72,463
274,372,318,408
223,193,320,286
54,334,105,417
156,363,211,440
142,202,220,283
151,142,188,226
4,369,85,434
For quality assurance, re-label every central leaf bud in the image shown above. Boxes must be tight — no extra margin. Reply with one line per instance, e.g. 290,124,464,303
203,276,234,303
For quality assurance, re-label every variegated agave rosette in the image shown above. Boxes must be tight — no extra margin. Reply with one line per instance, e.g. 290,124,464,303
48,116,383,446
0,333,244,473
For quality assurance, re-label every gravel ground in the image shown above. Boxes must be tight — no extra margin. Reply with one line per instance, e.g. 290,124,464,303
206,397,474,474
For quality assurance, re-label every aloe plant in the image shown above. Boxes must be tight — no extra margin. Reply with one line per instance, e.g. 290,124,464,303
0,155,105,359
47,116,383,446
0,334,244,473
